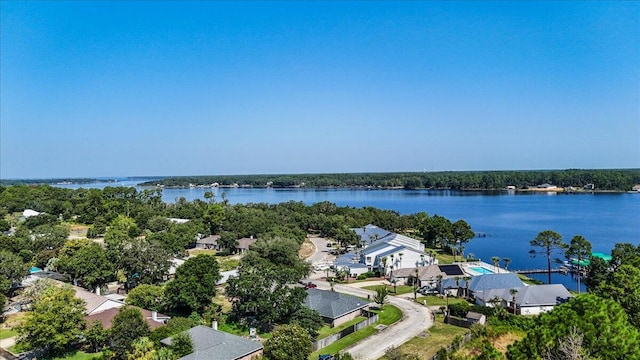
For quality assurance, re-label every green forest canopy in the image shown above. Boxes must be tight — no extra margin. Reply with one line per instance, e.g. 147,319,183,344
140,169,640,191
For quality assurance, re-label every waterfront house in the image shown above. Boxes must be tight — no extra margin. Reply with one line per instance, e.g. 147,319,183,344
304,288,371,327
508,284,572,315
459,273,525,301
161,325,263,360
351,224,392,246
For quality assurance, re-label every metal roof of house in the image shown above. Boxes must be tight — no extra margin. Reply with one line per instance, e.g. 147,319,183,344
162,325,263,360
441,277,470,289
304,288,370,320
351,225,391,245
467,273,524,293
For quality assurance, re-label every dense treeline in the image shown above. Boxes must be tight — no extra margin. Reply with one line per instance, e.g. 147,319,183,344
141,169,640,191
0,184,457,358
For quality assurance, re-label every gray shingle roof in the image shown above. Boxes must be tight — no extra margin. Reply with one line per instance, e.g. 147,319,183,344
513,284,572,307
304,288,369,320
468,273,524,293
161,325,262,360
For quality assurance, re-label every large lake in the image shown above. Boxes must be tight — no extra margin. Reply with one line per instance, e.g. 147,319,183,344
56,179,640,290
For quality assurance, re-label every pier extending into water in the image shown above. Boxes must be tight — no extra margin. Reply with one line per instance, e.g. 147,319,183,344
513,267,568,275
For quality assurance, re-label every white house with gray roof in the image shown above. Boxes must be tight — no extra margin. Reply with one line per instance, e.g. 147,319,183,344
161,325,263,360
505,284,572,315
304,288,371,327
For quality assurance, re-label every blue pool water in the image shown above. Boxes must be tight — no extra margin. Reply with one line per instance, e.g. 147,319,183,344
470,266,494,275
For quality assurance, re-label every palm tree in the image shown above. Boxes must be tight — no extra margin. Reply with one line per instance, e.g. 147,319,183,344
502,258,511,271
413,267,420,300
530,230,567,284
391,278,399,294
491,256,500,272
509,288,518,314
429,249,438,265
420,254,425,267
389,254,395,277
381,256,388,279
463,276,471,298
436,274,443,292
454,276,461,297
398,253,404,270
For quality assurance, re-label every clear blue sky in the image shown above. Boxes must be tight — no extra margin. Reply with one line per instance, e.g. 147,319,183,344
1,1,638,178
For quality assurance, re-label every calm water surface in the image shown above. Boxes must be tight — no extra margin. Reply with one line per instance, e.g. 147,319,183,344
57,180,640,290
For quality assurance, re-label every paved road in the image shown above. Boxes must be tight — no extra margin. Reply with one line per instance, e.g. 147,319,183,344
306,236,331,263
306,237,338,280
314,280,433,360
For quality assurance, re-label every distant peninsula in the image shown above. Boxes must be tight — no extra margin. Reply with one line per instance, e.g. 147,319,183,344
139,169,640,192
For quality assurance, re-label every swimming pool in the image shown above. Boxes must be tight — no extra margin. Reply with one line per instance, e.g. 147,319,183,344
469,266,494,275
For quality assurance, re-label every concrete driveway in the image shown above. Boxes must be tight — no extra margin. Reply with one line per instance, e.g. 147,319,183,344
314,280,433,360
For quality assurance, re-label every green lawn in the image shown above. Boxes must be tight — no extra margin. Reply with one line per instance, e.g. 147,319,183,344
317,316,366,339
374,304,403,325
309,304,402,359
7,343,29,354
392,315,469,359
416,295,470,307
0,328,17,340
53,351,102,360
362,284,413,295
309,327,377,360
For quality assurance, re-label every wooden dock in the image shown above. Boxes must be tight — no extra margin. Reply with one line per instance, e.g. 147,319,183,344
514,267,568,275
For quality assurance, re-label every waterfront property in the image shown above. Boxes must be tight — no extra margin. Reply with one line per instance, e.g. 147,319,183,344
474,284,572,315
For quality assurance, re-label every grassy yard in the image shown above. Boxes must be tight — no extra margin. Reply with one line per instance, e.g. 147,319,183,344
0,328,17,340
309,327,377,360
374,304,403,325
316,316,366,339
393,316,469,359
309,304,402,359
362,284,413,295
415,295,470,307
54,351,102,360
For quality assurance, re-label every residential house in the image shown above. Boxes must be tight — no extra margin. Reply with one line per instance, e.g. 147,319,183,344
304,288,371,327
85,307,170,330
370,246,429,276
196,235,221,250
333,251,370,277
351,224,391,247
73,286,125,315
507,284,572,315
465,273,526,304
235,236,257,254
391,264,451,288
217,270,239,285
161,325,263,360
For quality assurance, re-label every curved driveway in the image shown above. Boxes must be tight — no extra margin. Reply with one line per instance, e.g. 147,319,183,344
314,280,433,360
